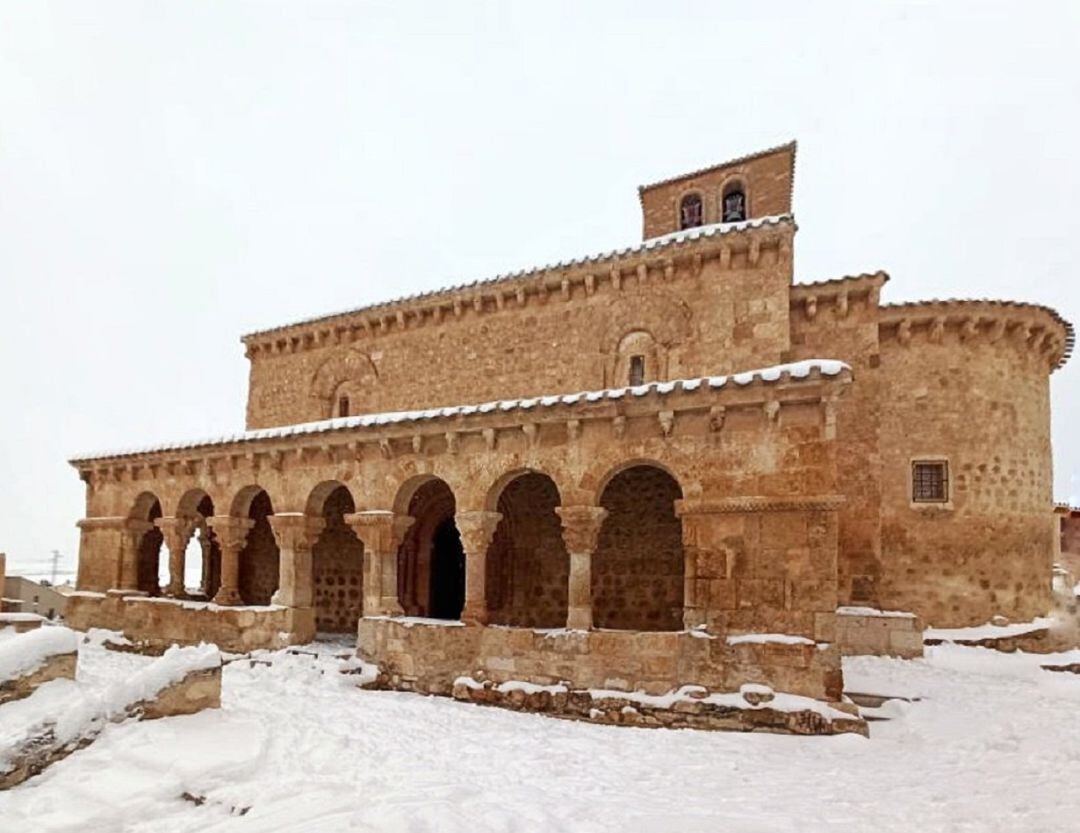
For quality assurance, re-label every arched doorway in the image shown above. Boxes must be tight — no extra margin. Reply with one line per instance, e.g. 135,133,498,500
398,478,464,620
486,472,568,628
594,464,684,630
310,484,365,633
237,489,279,605
130,492,163,596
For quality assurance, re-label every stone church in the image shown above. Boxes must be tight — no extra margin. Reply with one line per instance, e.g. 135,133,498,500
65,143,1073,725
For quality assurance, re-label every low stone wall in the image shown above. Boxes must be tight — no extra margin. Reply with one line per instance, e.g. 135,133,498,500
0,652,77,706
357,617,843,703
0,613,46,634
835,607,924,658
64,592,313,653
449,678,867,736
1,647,221,790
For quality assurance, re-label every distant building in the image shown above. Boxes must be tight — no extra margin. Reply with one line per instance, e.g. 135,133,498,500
1,575,69,620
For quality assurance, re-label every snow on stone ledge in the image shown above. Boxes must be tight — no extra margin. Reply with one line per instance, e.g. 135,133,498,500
70,358,849,463
726,633,816,646
837,606,918,619
0,627,79,683
924,617,1054,642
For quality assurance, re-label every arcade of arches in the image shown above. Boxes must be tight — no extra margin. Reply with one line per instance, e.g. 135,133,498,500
114,464,688,635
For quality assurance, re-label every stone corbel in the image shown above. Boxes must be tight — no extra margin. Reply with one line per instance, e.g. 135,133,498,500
897,319,912,346
522,423,539,447
636,263,647,285
692,253,703,277
432,305,444,324
453,299,463,318
658,410,675,438
720,244,732,269
610,266,621,290
397,310,407,329
748,238,761,267
566,419,581,441
584,274,595,296
836,291,849,318
483,428,497,451
663,259,675,282
708,405,726,433
472,296,483,314
805,295,818,320
516,287,527,307
764,400,781,424
445,431,459,454
612,415,627,439
412,435,424,454
929,317,946,344
988,319,1007,343
561,278,571,301
378,439,394,459
960,317,979,341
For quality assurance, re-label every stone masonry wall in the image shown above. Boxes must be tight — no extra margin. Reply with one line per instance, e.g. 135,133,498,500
878,313,1056,626
243,226,794,430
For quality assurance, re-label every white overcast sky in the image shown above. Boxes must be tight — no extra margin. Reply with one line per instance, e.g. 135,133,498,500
1,2,1077,579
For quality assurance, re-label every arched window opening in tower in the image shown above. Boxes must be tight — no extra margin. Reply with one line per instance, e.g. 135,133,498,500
722,184,747,222
679,193,704,230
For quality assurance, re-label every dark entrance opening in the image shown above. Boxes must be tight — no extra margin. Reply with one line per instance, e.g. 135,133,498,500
429,518,465,620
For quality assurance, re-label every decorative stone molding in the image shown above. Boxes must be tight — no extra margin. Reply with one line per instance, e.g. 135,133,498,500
675,495,846,515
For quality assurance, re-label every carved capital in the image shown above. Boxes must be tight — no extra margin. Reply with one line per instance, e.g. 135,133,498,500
344,511,414,554
154,516,197,553
555,506,608,554
267,513,326,553
454,511,502,554
206,515,255,552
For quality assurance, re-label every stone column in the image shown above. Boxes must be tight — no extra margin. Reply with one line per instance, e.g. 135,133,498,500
344,511,415,617
267,514,326,609
555,505,608,631
199,532,213,596
455,511,502,625
206,516,254,606
116,519,153,593
155,516,197,598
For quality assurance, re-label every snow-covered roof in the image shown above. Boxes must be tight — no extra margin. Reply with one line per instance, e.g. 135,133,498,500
242,214,794,340
69,358,848,464
637,140,797,195
793,271,890,291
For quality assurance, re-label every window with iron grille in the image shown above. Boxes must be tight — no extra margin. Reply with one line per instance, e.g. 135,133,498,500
628,355,645,386
679,193,703,230
338,395,350,418
912,461,949,503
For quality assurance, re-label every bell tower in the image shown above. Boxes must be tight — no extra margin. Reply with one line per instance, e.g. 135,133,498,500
637,141,796,239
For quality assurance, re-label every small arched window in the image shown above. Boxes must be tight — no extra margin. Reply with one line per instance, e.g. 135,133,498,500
338,395,350,418
721,183,747,223
679,193,704,230
629,355,646,386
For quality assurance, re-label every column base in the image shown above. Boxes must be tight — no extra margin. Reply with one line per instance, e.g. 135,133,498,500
566,608,592,631
213,587,243,606
461,603,488,626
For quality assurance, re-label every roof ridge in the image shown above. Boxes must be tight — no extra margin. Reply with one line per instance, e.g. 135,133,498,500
636,140,797,195
241,213,794,341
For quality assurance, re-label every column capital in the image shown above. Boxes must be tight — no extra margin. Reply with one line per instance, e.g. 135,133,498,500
454,511,502,551
344,510,414,553
206,516,254,551
154,515,197,539
267,513,326,552
555,505,608,554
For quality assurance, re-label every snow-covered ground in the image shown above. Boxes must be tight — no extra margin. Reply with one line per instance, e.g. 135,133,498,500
3,633,1080,832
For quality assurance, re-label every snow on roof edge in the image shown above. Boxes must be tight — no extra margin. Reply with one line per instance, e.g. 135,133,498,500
241,214,794,341
69,358,849,464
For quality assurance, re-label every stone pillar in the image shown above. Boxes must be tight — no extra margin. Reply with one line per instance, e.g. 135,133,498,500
555,505,608,631
199,533,213,596
267,514,326,609
155,516,197,598
345,511,415,617
206,516,254,606
455,511,502,625
117,520,153,593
